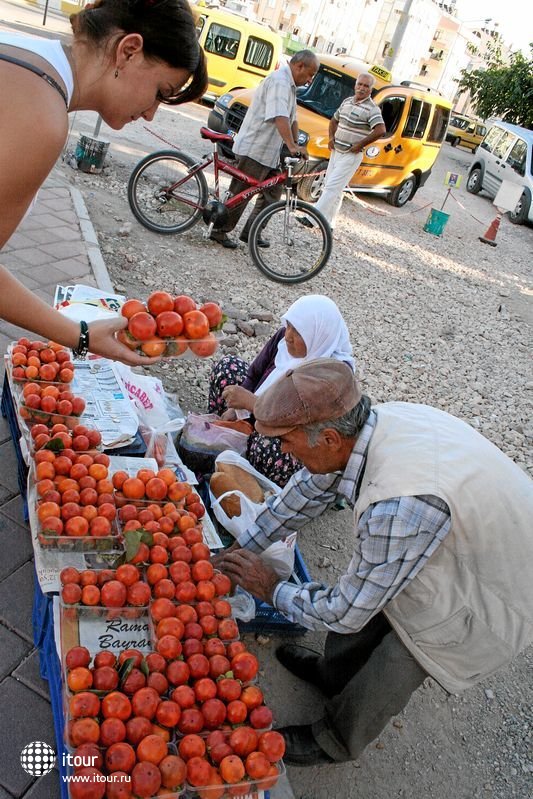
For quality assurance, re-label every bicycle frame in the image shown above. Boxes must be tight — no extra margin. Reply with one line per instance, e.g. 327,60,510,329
164,142,293,215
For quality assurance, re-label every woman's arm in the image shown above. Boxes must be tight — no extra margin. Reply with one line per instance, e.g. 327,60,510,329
0,85,158,365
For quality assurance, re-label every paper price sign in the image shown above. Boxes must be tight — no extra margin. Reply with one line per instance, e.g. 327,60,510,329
444,172,462,188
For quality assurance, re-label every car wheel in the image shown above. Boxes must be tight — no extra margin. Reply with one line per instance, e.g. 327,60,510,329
509,191,530,225
466,167,482,194
386,174,417,207
296,160,329,202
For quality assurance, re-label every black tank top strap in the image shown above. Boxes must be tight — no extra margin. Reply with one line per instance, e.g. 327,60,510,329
0,53,68,107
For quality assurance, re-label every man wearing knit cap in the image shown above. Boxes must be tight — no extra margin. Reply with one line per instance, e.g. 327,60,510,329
219,358,533,767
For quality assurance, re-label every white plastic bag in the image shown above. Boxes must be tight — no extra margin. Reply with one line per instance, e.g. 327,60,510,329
210,451,296,579
113,364,186,469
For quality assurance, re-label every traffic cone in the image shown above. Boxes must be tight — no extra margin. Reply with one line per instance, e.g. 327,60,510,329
479,212,502,247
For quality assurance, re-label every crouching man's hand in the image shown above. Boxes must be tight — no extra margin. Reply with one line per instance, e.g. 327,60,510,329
219,550,280,605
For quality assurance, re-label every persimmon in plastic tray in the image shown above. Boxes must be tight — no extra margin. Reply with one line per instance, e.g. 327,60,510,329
60,564,151,610
37,513,123,552
19,404,88,431
118,292,224,359
118,332,220,360
7,338,75,385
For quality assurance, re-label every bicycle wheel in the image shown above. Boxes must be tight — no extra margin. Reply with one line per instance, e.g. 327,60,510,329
248,200,332,284
128,150,208,234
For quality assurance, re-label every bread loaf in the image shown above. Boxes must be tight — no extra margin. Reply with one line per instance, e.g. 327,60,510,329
216,463,265,503
210,464,265,518
210,472,242,517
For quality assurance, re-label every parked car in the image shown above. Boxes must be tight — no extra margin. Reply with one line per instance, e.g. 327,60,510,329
207,55,452,206
466,120,533,225
445,112,487,152
192,4,282,102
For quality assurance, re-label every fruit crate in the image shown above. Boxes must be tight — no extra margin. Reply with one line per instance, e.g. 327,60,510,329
32,566,52,656
239,545,311,636
40,611,70,799
196,478,311,636
1,373,29,514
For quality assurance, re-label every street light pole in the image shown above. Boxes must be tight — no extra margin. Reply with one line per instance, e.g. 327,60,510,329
383,0,414,72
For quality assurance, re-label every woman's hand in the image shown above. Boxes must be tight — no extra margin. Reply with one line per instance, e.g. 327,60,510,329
221,408,238,421
222,384,255,411
88,316,161,365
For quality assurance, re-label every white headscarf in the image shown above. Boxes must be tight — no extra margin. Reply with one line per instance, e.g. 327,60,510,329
255,295,355,396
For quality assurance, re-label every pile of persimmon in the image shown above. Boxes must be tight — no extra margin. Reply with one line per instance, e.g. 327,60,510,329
10,338,74,383
113,467,205,519
118,291,223,358
29,420,102,453
35,449,116,539
60,566,150,608
179,728,285,794
146,546,231,605
120,506,209,568
65,648,188,798
19,383,86,426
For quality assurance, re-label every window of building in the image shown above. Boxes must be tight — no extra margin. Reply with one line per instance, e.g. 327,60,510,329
419,64,428,76
244,37,274,70
204,23,241,60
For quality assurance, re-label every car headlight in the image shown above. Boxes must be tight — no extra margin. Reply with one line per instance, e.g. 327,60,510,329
216,94,234,110
297,130,309,146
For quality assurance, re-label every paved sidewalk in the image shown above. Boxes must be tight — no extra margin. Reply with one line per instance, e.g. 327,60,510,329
0,173,108,797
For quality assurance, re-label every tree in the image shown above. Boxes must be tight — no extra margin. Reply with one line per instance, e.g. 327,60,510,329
458,46,533,129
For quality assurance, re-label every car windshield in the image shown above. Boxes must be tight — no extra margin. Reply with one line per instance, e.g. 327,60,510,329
297,65,355,119
450,115,469,130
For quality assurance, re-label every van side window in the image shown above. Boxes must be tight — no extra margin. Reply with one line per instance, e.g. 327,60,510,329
403,99,431,138
379,96,406,135
450,115,469,130
205,23,241,60
427,105,450,142
244,37,274,71
477,125,486,137
506,138,527,176
493,130,516,159
480,125,503,152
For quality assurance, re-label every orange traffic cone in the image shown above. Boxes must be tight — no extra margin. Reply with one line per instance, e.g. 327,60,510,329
479,212,502,247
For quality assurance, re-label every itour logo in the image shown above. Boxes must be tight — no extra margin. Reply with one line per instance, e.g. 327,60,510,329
20,741,56,776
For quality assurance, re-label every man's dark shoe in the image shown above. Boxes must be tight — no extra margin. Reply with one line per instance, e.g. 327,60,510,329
296,215,314,229
239,232,270,248
276,644,332,696
209,233,238,249
277,725,335,766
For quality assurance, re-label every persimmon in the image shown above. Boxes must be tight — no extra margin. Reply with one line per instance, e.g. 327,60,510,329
93,666,119,692
68,666,93,692
159,754,187,790
66,645,91,669
121,299,146,319
131,761,162,797
131,687,160,720
101,692,132,721
62,583,82,604
100,717,127,747
122,477,146,500
155,700,181,729
126,581,151,607
105,742,136,774
219,754,245,784
69,718,100,747
125,716,152,746
81,584,100,606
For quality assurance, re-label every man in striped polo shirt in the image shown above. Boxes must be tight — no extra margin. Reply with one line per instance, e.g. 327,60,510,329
309,73,385,229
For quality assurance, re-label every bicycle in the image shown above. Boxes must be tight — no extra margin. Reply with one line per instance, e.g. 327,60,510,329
127,126,332,284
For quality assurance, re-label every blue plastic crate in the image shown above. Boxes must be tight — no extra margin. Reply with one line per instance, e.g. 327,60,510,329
238,544,311,636
2,375,29,517
32,568,53,662
41,614,69,799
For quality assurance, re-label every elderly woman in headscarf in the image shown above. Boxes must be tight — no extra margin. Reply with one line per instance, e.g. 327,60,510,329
207,295,355,486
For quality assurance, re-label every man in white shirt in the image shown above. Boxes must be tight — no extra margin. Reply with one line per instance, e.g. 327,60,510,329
302,73,386,229
210,50,319,248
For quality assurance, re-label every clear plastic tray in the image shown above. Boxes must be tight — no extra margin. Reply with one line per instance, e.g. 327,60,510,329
38,515,123,553
186,758,285,797
18,404,86,430
117,330,220,359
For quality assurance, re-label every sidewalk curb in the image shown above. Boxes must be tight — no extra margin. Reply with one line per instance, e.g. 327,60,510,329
69,187,114,293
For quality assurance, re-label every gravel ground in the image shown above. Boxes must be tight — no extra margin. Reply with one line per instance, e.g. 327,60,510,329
58,103,533,799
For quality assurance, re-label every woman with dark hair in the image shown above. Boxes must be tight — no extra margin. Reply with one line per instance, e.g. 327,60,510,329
0,0,207,362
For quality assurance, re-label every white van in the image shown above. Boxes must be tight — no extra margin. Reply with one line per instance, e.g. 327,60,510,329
466,121,533,224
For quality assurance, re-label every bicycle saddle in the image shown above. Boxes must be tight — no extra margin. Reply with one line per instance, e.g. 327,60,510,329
200,127,234,144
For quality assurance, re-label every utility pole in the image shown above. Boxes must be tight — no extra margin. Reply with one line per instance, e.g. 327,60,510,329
383,0,414,72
